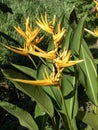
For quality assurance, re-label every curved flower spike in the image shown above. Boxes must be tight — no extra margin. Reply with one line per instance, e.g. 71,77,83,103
54,50,83,71
36,13,55,34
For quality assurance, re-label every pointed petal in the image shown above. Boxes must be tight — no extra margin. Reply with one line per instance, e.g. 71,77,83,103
61,60,83,68
10,78,59,86
2,44,28,56
14,26,28,39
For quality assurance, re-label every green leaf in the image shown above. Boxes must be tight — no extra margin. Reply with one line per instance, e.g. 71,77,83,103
12,63,36,79
62,26,72,50
77,111,98,130
61,74,78,119
2,69,54,118
79,42,98,105
35,103,48,130
70,15,86,55
0,101,38,130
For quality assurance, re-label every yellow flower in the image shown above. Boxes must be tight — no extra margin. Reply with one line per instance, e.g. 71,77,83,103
94,27,98,37
36,13,55,34
53,22,65,48
54,50,83,71
93,0,98,7
9,70,59,86
14,17,40,45
84,28,98,37
2,17,44,56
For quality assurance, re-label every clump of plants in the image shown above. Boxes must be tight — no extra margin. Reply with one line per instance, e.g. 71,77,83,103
0,7,98,130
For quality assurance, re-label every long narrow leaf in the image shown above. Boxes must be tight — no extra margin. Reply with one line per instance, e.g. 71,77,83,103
79,42,98,105
0,101,38,130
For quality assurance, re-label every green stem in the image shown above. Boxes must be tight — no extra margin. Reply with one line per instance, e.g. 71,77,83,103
28,55,37,69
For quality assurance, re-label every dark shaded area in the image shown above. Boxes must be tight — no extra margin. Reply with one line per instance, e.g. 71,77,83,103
90,48,98,58
0,31,20,46
0,2,13,14
0,81,36,130
69,9,78,25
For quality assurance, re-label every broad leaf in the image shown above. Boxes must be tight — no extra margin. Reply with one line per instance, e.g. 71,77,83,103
0,101,38,130
2,69,54,117
79,42,98,105
77,111,98,130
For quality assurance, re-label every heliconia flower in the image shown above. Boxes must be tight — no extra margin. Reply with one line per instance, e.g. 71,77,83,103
53,22,65,48
36,13,55,34
54,50,83,71
9,70,59,86
84,28,98,37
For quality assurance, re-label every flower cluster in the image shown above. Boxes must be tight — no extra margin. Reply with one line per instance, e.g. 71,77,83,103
3,14,83,86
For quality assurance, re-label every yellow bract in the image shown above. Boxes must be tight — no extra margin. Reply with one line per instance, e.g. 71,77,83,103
94,27,98,37
36,14,65,49
93,0,98,7
53,22,65,48
2,17,45,57
54,50,83,71
36,13,54,34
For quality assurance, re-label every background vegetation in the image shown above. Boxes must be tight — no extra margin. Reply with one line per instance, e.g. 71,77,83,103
0,0,98,130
